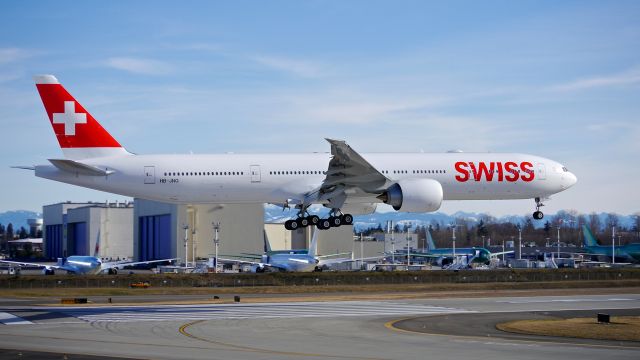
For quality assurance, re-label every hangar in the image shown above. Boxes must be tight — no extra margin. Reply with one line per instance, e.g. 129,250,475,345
42,200,355,266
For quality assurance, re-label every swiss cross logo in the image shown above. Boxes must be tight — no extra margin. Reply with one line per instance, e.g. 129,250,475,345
53,101,87,136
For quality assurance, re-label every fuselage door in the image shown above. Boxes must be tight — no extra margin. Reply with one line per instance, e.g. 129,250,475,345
250,165,261,183
536,163,546,180
144,166,155,184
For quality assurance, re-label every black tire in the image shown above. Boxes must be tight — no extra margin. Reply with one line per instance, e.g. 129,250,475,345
297,217,309,228
341,214,353,225
533,211,544,220
308,215,320,225
329,216,342,227
290,219,299,230
284,220,293,230
108,268,118,275
317,219,330,230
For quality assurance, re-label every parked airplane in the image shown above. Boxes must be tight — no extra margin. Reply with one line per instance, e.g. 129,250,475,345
582,225,640,263
0,232,176,274
220,229,354,272
390,229,513,266
21,75,577,230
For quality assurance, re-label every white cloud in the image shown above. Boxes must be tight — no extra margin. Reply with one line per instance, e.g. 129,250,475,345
549,66,640,92
0,47,36,64
252,55,324,78
104,57,173,75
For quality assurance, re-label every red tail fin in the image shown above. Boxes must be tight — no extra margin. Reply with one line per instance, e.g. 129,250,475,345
34,75,130,159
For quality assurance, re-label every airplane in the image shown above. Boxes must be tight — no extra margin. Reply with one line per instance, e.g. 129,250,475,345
219,229,355,272
19,75,577,231
0,231,177,275
388,229,513,267
582,225,640,263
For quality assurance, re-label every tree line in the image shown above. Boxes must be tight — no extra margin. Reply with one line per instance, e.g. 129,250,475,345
360,211,640,249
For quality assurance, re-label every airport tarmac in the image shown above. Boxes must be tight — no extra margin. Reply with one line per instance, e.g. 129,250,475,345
0,293,638,359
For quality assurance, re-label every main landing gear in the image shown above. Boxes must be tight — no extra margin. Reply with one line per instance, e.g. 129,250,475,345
533,197,544,220
284,210,353,231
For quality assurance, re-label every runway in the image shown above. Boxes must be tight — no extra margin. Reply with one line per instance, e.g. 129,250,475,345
0,293,638,359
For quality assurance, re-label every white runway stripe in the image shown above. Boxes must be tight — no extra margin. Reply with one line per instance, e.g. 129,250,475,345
51,301,474,323
0,312,33,325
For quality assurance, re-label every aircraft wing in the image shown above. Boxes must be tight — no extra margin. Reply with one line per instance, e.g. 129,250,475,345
102,258,177,270
0,260,62,269
306,139,392,208
490,250,515,257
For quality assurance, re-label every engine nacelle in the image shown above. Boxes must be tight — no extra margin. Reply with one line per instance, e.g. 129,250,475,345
378,179,443,213
341,203,378,215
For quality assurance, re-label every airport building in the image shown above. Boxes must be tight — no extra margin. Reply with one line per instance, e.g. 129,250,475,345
42,202,134,260
42,199,356,265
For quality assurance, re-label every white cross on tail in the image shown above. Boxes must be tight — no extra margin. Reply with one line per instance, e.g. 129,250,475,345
53,101,87,136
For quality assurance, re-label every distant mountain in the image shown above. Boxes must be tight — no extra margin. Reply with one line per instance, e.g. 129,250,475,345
0,210,42,230
263,205,638,232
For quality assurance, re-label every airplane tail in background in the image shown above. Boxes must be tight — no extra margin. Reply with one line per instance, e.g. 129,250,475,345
94,230,101,258
33,75,131,160
426,228,436,250
308,229,319,258
582,225,599,247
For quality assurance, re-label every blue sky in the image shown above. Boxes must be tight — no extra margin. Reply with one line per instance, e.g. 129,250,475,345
1,1,639,216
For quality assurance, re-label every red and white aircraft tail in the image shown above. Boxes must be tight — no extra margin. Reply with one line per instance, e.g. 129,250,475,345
34,75,131,160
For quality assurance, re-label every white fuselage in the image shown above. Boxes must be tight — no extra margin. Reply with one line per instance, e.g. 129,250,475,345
35,152,576,207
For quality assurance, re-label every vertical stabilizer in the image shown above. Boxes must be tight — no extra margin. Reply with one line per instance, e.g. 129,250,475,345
426,228,436,250
93,230,101,258
582,225,600,247
308,229,319,258
33,75,131,160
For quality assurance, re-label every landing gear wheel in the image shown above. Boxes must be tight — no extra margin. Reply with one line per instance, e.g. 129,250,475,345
108,268,118,275
307,215,320,226
533,197,545,220
285,219,299,230
328,216,342,227
317,219,331,230
341,214,353,225
297,217,309,228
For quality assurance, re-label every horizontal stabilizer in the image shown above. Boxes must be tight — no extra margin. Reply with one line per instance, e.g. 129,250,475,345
48,159,114,176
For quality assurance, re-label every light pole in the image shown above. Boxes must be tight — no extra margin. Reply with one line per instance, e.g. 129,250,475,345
212,222,220,273
360,232,364,270
516,224,522,260
406,223,412,267
556,220,562,261
183,225,189,268
451,224,456,264
612,225,616,264
390,221,395,264
481,235,485,248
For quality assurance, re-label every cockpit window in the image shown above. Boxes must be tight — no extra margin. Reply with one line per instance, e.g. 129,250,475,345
562,167,568,172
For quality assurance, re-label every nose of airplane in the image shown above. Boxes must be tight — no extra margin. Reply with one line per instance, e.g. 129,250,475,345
565,172,577,188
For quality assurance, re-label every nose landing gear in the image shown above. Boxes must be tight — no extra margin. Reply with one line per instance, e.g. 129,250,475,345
533,197,545,220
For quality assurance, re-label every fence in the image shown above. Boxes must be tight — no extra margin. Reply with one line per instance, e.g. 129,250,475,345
1,268,638,289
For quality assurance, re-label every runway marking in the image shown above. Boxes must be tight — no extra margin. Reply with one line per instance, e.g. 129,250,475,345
0,312,33,325
48,301,473,323
496,298,636,304
384,317,640,350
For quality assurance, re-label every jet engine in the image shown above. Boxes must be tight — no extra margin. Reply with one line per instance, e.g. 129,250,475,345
341,203,378,215
377,179,443,213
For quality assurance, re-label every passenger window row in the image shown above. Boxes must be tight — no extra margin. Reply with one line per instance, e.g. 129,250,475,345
163,171,244,177
269,171,326,175
381,170,446,174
